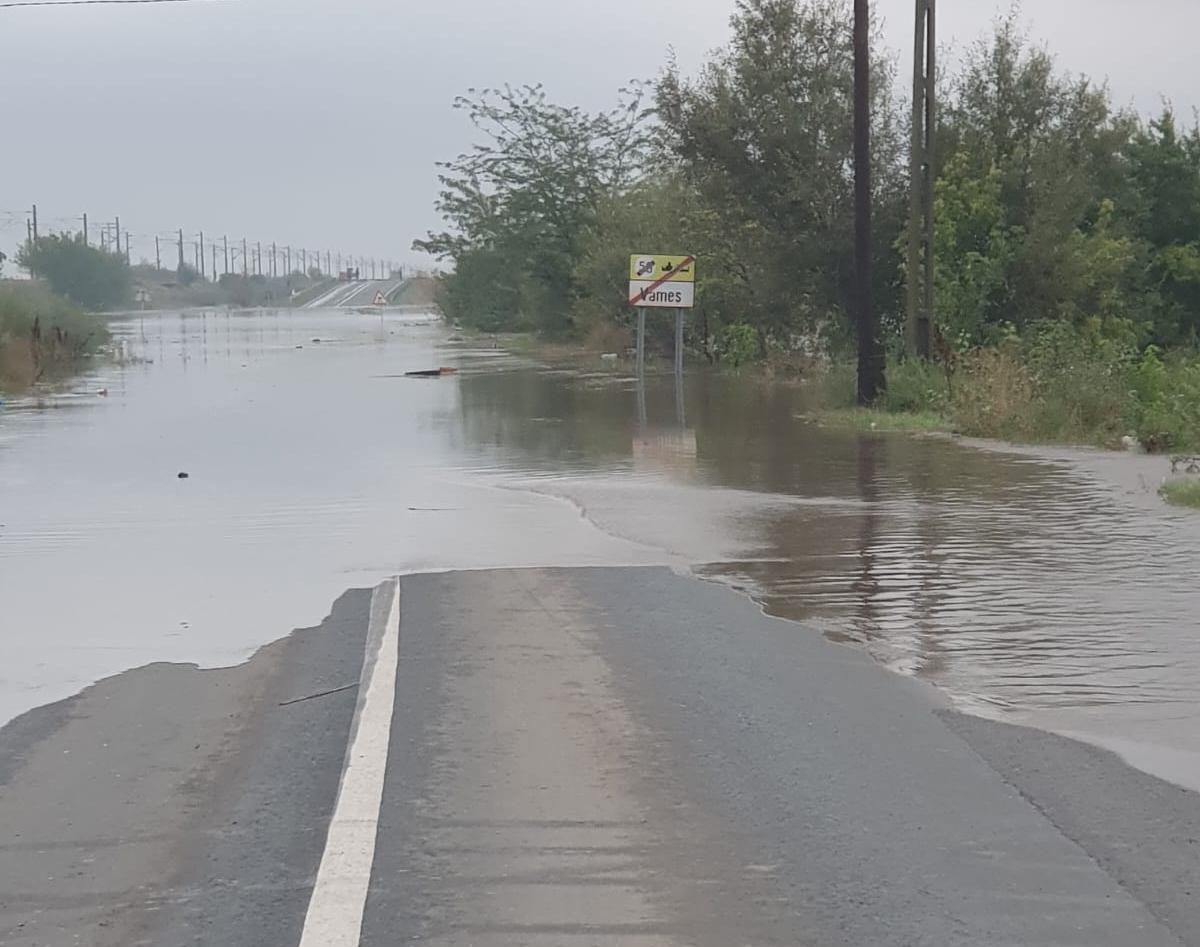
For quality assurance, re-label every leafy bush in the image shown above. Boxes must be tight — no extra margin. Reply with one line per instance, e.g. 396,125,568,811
881,358,948,414
718,324,759,370
16,234,132,310
1127,349,1200,450
0,281,109,388
867,323,1200,452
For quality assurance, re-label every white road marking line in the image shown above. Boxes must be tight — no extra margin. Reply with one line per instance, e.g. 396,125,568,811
304,282,351,309
297,579,400,947
329,282,361,308
306,280,363,309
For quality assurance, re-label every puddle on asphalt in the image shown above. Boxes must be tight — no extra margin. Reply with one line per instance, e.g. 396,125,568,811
2,309,1199,790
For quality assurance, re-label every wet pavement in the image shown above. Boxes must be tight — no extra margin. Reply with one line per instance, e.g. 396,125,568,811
2,308,1199,790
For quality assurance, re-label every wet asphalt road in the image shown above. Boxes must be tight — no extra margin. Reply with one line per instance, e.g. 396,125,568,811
301,279,404,309
2,567,1200,946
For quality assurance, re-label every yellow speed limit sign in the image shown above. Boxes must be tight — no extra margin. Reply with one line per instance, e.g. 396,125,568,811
629,255,695,282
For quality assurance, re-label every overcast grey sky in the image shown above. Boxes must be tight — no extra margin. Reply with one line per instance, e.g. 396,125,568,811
1,0,1195,270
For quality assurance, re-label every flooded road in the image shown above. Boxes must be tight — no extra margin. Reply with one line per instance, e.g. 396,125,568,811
2,309,1198,790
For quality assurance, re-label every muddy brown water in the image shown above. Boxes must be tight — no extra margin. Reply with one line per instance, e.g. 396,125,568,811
2,309,1198,790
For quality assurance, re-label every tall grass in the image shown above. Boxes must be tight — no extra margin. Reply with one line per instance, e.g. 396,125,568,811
817,324,1200,452
0,281,109,390
1161,479,1200,510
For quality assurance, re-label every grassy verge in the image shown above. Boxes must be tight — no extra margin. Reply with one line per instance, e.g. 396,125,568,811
814,326,1200,453
391,276,440,307
0,281,109,391
476,318,1200,455
1161,479,1200,509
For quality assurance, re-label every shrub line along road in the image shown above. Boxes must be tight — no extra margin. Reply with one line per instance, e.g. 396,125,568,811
2,567,1199,946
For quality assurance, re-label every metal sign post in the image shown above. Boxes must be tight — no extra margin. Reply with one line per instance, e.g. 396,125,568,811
636,308,646,376
674,307,685,425
674,308,684,376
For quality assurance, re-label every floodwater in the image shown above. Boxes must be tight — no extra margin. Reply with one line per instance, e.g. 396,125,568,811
2,310,1199,791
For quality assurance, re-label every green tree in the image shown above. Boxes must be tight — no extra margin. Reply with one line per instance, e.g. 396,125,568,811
17,234,133,311
1126,110,1200,343
416,82,654,335
657,0,906,352
933,11,1140,335
931,155,1020,346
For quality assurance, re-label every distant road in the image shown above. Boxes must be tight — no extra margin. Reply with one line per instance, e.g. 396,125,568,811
302,279,405,309
3,567,1198,946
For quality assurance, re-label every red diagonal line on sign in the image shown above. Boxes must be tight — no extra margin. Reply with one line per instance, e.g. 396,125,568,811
629,255,695,305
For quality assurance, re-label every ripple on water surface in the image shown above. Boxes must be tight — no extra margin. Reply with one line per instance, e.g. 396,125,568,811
2,308,1199,789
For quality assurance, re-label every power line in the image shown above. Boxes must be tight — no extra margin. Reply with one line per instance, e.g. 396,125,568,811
0,0,223,8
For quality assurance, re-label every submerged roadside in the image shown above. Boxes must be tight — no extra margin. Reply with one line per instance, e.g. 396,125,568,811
474,328,1200,511
0,282,109,393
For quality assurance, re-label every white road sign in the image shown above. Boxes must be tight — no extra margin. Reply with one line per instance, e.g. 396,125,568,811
628,281,695,308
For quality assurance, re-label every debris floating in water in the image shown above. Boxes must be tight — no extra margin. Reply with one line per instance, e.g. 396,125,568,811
404,367,459,378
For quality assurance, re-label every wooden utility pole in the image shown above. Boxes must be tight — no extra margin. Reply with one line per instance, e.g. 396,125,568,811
224,235,230,276
854,0,884,403
31,204,38,241
242,238,248,277
199,231,206,280
155,235,161,271
177,229,185,270
213,244,219,281
923,0,936,354
907,0,936,359
82,213,88,246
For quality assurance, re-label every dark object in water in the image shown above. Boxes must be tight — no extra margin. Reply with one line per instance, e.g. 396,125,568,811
404,367,459,378
177,472,190,479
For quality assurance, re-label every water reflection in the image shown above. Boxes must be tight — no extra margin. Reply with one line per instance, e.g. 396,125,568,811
0,311,662,728
451,366,1200,786
4,311,1199,789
